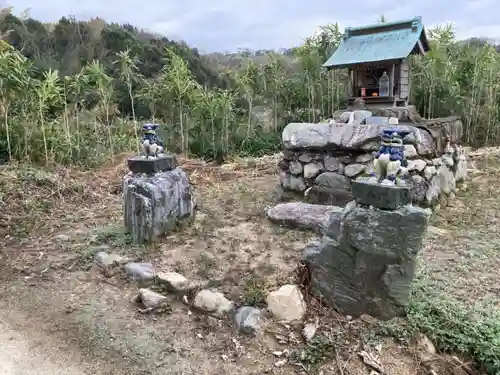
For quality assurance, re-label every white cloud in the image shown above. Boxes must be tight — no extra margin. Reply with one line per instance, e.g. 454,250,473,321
456,25,500,42
5,0,500,51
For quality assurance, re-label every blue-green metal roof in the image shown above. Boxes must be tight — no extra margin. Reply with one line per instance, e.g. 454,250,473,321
323,17,430,69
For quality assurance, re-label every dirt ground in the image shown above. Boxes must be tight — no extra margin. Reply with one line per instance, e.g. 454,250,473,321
0,150,492,374
0,316,103,375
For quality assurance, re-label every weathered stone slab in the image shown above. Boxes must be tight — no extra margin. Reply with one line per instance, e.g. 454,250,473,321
351,179,412,210
342,204,431,258
282,122,423,150
123,168,196,244
282,122,333,149
303,203,431,320
341,124,422,149
304,186,353,207
266,202,343,235
127,154,178,174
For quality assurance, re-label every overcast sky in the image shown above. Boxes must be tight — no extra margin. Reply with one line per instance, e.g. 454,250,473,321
3,0,499,52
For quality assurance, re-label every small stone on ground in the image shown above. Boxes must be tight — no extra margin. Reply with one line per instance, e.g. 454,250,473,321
193,289,235,317
124,263,155,282
94,252,129,267
266,284,306,322
156,271,189,292
233,306,265,335
135,288,168,310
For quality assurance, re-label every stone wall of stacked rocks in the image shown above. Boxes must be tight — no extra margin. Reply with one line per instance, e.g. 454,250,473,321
278,107,467,207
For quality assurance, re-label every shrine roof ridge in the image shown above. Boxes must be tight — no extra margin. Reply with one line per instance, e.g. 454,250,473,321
323,16,430,69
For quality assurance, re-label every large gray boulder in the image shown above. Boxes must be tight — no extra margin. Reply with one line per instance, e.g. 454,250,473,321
282,122,426,151
281,122,334,149
123,168,196,244
304,202,431,320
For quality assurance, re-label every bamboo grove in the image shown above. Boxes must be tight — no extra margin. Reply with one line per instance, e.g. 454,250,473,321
1,16,500,166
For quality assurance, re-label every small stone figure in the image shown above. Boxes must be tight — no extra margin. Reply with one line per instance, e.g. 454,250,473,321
142,123,165,158
368,129,411,186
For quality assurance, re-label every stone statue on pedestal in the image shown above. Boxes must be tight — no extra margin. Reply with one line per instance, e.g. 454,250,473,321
368,128,411,186
142,123,165,158
124,123,196,244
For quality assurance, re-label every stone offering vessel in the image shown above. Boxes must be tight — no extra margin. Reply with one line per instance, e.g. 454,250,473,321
142,123,164,158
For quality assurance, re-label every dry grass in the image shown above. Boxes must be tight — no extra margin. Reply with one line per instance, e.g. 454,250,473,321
0,150,497,374
422,148,500,304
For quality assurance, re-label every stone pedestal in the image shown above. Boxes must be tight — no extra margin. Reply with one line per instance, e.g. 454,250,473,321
123,166,196,244
351,179,412,210
127,154,178,175
302,199,430,320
